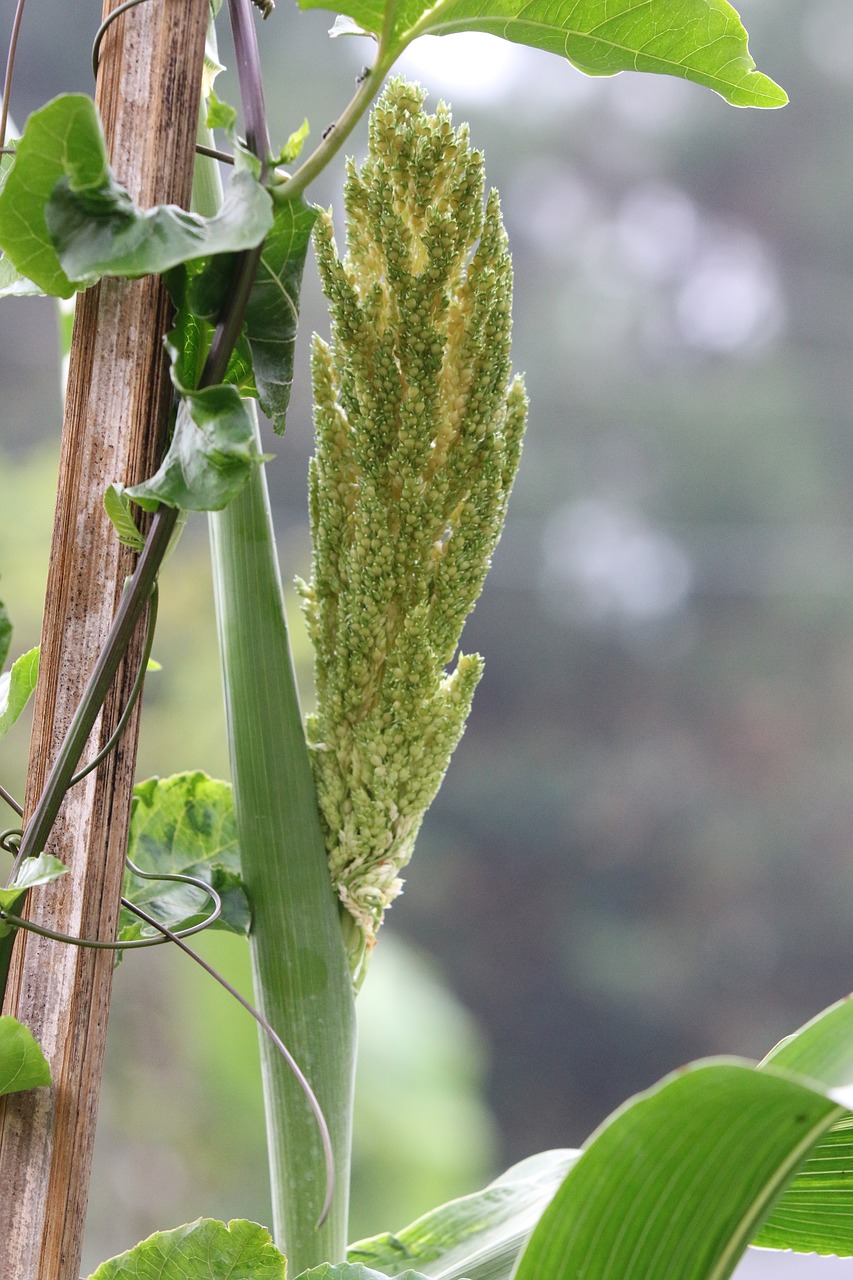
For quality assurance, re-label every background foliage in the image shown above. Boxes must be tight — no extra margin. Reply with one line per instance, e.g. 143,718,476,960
3,0,853,1274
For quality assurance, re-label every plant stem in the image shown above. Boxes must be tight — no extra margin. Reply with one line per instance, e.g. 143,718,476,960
274,51,393,202
209,432,356,1269
198,13,356,1262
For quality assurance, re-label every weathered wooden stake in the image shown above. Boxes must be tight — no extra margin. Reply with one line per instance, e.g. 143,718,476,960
0,2,208,1275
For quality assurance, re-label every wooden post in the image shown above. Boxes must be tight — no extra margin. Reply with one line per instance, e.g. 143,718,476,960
0,1,208,1275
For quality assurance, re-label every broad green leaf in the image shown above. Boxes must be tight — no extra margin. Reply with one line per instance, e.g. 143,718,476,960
0,1015,51,1097
48,164,272,286
119,773,250,940
301,0,786,110
0,147,46,295
244,197,316,432
125,383,265,512
513,1058,846,1280
298,1266,432,1280
188,198,317,433
0,94,273,298
0,853,68,939
349,1149,578,1279
0,96,110,296
164,268,258,400
751,995,853,1256
0,599,11,670
104,484,144,552
0,645,39,741
87,1218,286,1280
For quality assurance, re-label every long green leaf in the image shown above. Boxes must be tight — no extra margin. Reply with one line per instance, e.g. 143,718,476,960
349,1149,578,1279
750,995,853,1256
0,645,39,741
0,1015,51,1097
87,1218,286,1280
512,1058,846,1280
119,773,250,940
0,94,272,298
209,408,357,1272
301,0,785,109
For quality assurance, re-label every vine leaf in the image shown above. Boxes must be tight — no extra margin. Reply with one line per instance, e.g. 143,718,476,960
0,645,40,742
104,484,145,553
185,198,317,433
119,773,250,941
0,94,273,299
300,0,786,109
164,263,258,400
348,1149,578,1278
87,1218,286,1280
125,384,265,512
244,197,317,433
0,1015,51,1097
0,854,68,939
0,144,44,297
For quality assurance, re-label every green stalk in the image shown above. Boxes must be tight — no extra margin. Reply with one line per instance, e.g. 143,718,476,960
209,446,356,1270
195,56,355,1264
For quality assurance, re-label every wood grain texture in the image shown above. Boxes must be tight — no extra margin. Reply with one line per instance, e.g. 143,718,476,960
0,2,209,1276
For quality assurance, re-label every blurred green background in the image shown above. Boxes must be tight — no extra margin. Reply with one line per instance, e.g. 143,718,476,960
4,0,853,1273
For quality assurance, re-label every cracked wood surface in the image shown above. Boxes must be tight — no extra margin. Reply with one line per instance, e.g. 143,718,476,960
0,2,209,1275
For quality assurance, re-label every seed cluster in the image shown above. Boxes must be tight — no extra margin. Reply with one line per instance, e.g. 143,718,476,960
300,79,527,983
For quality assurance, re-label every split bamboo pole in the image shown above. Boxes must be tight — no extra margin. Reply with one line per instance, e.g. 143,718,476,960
0,2,208,1275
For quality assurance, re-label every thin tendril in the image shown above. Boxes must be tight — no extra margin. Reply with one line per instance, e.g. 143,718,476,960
91,0,155,79
0,857,223,947
0,0,26,150
0,785,23,818
68,584,159,788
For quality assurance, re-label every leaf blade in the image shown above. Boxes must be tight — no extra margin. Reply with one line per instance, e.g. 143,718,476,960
348,1149,578,1279
0,645,40,741
298,0,786,109
512,1058,846,1280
